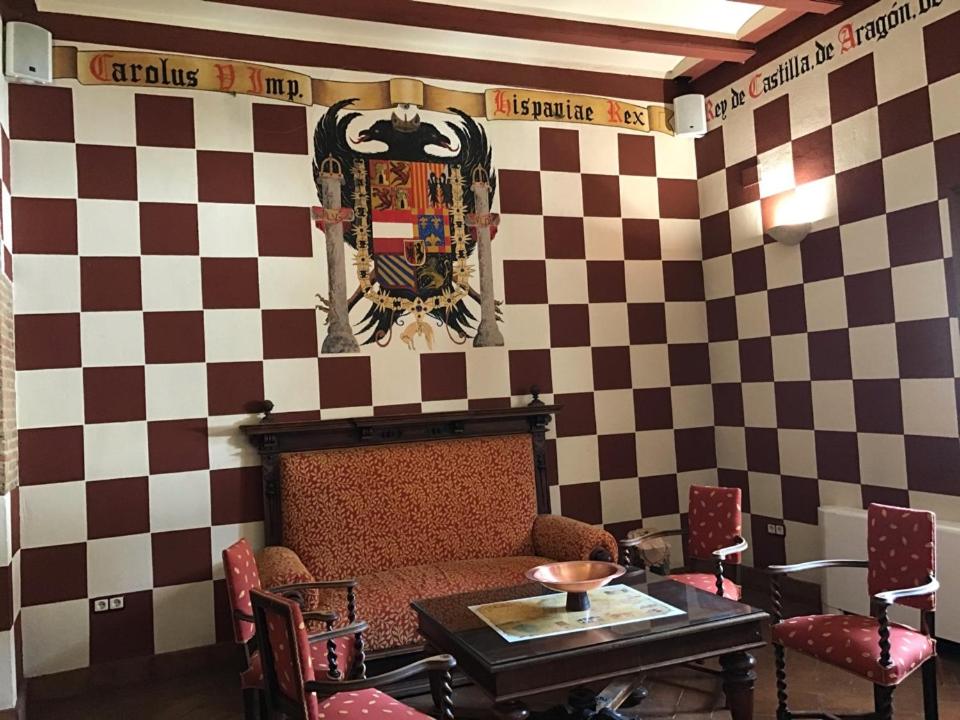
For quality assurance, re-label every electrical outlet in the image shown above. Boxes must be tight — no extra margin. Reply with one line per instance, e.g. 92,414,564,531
109,596,124,610
93,598,109,613
767,522,786,536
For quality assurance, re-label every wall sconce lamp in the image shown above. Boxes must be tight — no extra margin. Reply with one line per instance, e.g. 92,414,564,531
766,221,812,246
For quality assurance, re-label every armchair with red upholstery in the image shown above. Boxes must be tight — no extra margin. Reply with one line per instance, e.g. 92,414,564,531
619,485,747,600
767,503,939,720
222,538,364,719
250,588,456,720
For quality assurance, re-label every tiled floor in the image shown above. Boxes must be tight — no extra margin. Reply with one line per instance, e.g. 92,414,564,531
29,642,960,720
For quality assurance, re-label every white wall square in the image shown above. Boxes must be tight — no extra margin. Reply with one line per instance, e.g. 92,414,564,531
149,470,212,532
748,471,783,518
787,70,831,139
901,378,958,437
873,21,927,103
600,477,642,524
735,291,771,338
84,421,150,481
771,333,810,381
857,433,907,489
594,389,634,434
670,384,713,428
87,534,154,598
708,340,741,383
630,345,671,388
892,260,948,322
465,347,510,398
883,144,937,213
262,358,320,413
253,152,314,206
20,481,86,549
729,201,764,253
624,260,665,302
73,85,136,145
540,172,583,217
817,478,863,509
703,255,734,300
697,169,728,218
763,242,803,289
193,92,254,151
849,324,899,378
370,346,421,407
258,256,325,310
659,219,701,261
204,309,263,362
80,311,145,367
141,256,202,311
619,176,659,219
13,254,80,314
654,134,697,179
929,73,960,140
758,144,795,199
665,302,708,343
136,147,198,203
715,426,746,470
636,429,677,475
811,380,856,431
145,363,208,421
153,581,215,654
803,277,848,331
22,600,89,676
77,200,140,256
840,215,889,275
197,204,258,257
778,428,817,478
555,435,599,485
207,414,260,471
501,305,551,350
583,218,624,260
832,108,881,173
784,520,821,566
545,260,588,303
494,215,544,260
588,304,628,347
484,122,539,170
742,382,776,428
722,112,756,166
11,140,77,197
550,347,594,394
16,368,84,429
577,125,619,175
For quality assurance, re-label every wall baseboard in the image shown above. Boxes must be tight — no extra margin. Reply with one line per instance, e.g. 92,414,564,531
25,642,236,704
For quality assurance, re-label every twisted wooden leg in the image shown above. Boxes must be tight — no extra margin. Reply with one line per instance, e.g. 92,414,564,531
774,644,789,720
874,684,894,720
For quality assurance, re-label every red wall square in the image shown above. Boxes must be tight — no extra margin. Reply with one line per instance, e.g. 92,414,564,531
197,151,255,203
503,260,548,304
581,174,621,217
144,311,205,363
559,483,602,525
77,145,138,201
207,362,264,416
591,346,631,390
539,128,580,172
211,467,263,525
253,104,308,154
792,126,834,185
543,217,585,259
318,356,372,409
618,134,656,176
549,304,590,347
753,95,791,155
622,219,660,260
828,55,877,123
554,392,597,437
508,349,552,396
147,418,210,474
836,161,885,225
261,309,318,359
586,261,626,302
21,544,87,606
12,198,78,254
256,206,312,257
90,589,154,664
628,303,667,344
201,258,260,308
152,529,212,586
878,87,932,157
83,367,146,423
658,178,700,219
86,477,150,539
695,126,725,179
498,170,542,215
9,84,74,142
420,353,467,402
598,434,637,480
135,94,195,148
80,257,142,311
19,426,84,486
140,203,199,255
15,313,81,370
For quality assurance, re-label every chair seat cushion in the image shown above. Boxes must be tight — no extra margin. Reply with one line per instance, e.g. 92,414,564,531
241,634,356,689
312,555,553,651
772,614,935,686
669,573,741,601
319,689,432,720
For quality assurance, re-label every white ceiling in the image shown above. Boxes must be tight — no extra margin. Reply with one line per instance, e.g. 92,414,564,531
38,0,781,78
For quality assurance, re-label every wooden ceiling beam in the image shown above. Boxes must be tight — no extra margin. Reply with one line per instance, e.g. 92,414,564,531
210,0,757,63
744,0,842,15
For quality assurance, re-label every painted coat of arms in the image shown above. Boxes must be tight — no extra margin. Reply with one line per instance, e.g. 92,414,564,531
312,99,503,352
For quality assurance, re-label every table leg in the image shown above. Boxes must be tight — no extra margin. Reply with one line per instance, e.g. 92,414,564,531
720,651,757,720
493,701,530,720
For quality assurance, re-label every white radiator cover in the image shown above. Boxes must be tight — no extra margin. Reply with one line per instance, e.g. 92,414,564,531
820,505,959,642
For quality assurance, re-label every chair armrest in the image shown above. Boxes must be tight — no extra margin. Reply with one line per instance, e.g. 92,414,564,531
306,654,456,693
713,536,748,559
532,515,618,562
270,579,358,593
300,620,369,645
303,610,340,626
873,575,939,607
767,559,869,575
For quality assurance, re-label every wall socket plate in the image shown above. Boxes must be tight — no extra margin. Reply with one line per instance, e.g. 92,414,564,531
93,598,109,613
109,596,125,610
766,522,786,536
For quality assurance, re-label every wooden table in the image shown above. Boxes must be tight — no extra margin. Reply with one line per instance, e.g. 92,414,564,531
412,572,769,720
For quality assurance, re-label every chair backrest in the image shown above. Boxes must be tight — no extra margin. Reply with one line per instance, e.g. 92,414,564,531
867,503,936,611
222,538,262,643
687,485,742,563
251,589,319,720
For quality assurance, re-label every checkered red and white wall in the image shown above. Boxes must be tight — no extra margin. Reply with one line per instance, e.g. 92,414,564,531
697,4,960,570
7,61,703,674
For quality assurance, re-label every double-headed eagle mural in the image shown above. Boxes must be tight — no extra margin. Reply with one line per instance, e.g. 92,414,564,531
311,99,503,352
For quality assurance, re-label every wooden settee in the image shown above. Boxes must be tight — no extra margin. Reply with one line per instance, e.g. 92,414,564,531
241,399,617,655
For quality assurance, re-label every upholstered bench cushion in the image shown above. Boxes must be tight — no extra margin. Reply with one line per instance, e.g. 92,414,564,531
311,555,553,651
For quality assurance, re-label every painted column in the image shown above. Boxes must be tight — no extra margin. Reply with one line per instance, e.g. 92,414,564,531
315,158,360,354
469,169,504,347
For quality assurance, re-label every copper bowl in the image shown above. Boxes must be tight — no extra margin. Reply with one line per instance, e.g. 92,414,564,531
525,561,626,611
